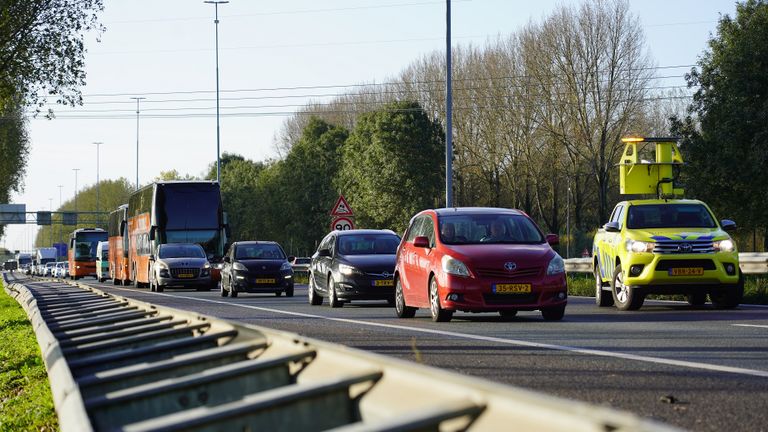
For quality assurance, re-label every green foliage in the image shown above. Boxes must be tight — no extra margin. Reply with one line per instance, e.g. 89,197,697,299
675,0,768,247
0,0,104,110
0,98,29,239
219,158,266,242
0,281,58,431
34,178,133,247
205,153,246,181
155,169,197,181
338,101,444,234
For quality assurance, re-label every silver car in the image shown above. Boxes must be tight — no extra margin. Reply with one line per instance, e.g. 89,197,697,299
149,243,213,293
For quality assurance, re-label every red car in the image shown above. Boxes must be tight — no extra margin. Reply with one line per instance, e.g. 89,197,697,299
394,208,567,322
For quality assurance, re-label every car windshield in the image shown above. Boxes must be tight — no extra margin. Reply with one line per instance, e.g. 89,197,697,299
235,244,285,260
337,234,400,255
627,204,716,229
438,214,545,245
158,244,206,259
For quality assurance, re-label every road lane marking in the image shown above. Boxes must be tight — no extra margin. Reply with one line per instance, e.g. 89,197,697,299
732,324,768,329
107,286,768,379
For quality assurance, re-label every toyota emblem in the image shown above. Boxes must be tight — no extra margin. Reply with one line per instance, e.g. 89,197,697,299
678,243,692,253
504,262,517,271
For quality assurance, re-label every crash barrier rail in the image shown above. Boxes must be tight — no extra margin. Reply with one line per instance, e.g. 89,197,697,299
2,273,679,432
565,252,768,274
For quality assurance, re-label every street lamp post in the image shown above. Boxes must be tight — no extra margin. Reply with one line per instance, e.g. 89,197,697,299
49,198,53,247
58,185,63,243
204,0,229,184
72,168,80,214
93,142,103,218
445,0,453,207
130,97,146,190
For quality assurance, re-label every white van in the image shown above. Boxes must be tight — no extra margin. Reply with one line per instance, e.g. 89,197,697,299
96,241,110,282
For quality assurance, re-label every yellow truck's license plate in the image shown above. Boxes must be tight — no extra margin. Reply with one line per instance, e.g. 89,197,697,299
177,273,194,279
256,278,276,284
373,279,394,287
495,283,531,294
669,268,704,276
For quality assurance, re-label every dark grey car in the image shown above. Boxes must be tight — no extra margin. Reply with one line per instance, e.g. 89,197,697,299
149,243,213,292
220,241,294,298
308,229,400,308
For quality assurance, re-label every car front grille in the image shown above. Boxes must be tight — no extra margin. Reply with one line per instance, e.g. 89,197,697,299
475,266,541,280
655,259,716,271
170,268,200,278
653,240,714,254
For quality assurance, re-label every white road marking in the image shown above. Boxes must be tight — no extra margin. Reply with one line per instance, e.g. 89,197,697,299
732,324,768,329
108,286,768,379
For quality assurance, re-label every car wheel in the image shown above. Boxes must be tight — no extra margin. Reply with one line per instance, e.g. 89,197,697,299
394,278,416,318
499,310,518,320
149,277,155,292
220,281,229,297
686,292,707,306
595,265,613,307
328,276,343,308
541,305,566,321
308,276,322,306
285,285,294,297
429,277,452,322
275,291,282,297
611,264,644,311
711,272,743,309
230,278,238,298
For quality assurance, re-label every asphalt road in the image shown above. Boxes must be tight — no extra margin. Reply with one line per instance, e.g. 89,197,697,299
40,277,768,431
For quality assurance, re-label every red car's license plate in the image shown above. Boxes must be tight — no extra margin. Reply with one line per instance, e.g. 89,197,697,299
494,283,531,294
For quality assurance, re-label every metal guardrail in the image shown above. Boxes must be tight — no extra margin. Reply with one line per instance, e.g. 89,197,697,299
565,253,768,274
2,272,679,432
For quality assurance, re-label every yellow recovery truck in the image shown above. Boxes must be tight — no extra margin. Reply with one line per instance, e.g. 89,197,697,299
592,137,743,310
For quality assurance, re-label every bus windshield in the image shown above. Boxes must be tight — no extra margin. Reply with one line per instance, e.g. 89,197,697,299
75,232,107,261
165,230,221,259
159,184,220,230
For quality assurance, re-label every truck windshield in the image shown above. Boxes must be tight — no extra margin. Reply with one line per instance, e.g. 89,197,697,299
627,204,717,229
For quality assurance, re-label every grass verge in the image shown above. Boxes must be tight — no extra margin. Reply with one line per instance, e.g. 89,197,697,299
567,273,768,305
0,278,57,431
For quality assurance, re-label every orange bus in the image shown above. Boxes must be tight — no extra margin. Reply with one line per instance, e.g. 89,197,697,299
68,228,108,280
107,204,130,285
127,181,228,288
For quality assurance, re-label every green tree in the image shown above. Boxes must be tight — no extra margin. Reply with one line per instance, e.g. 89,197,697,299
205,152,246,180
0,98,29,238
35,178,133,247
218,158,266,242
674,0,768,249
338,101,444,233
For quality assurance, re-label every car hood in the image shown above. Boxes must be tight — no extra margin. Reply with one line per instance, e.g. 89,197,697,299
238,259,286,273
340,254,396,273
626,227,728,241
160,257,208,268
442,243,555,270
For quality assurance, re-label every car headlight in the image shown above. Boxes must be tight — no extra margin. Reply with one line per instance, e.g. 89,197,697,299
204,262,211,269
713,239,735,252
280,261,292,272
546,254,565,275
441,255,470,277
339,264,363,276
625,239,655,253
232,262,247,271
156,261,169,270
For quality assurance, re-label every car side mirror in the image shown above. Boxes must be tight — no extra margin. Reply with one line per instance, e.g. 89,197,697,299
149,226,156,241
721,219,737,232
318,248,331,257
603,221,621,233
413,236,430,248
287,256,295,262
223,256,230,263
546,234,559,246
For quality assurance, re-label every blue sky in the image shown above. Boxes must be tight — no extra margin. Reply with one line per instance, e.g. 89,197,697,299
3,0,738,251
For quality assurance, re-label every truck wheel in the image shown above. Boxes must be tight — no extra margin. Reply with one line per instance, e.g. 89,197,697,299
612,264,644,311
595,266,614,307
686,292,707,306
711,272,744,309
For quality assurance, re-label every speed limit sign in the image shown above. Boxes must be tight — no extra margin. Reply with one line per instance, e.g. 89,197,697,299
331,217,354,231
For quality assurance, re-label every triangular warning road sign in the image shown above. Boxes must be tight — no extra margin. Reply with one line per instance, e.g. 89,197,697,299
330,195,354,216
